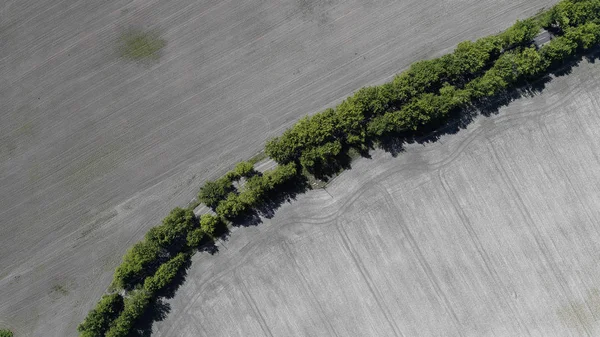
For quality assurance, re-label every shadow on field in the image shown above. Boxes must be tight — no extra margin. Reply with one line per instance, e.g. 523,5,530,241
231,174,311,228
131,255,193,337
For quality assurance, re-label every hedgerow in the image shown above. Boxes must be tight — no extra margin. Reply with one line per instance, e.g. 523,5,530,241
79,1,600,335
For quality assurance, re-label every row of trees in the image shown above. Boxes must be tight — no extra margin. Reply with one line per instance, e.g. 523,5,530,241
79,0,600,335
263,18,542,172
104,253,189,337
199,162,298,220
78,161,297,336
77,209,222,336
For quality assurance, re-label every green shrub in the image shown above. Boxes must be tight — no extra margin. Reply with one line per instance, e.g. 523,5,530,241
77,293,124,337
198,177,234,209
0,329,13,337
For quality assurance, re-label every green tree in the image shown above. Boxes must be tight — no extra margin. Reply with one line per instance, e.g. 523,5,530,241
565,21,600,49
500,19,540,48
105,290,152,337
198,178,234,209
199,214,223,237
513,47,548,78
112,241,161,290
143,253,188,295
215,193,247,219
540,35,578,65
145,207,197,251
266,108,338,165
77,294,124,337
263,163,297,187
299,140,343,173
186,228,206,248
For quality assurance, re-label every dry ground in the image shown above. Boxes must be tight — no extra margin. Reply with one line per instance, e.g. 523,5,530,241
0,0,555,336
154,58,600,336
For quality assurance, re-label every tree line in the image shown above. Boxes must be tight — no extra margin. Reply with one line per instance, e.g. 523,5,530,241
77,0,600,335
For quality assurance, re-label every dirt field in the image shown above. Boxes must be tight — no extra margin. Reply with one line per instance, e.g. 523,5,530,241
0,0,556,336
153,58,600,336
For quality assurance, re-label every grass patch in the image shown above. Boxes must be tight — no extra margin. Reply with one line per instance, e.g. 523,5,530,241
119,30,166,61
51,284,68,296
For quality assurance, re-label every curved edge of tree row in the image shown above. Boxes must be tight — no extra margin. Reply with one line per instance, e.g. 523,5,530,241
78,1,600,336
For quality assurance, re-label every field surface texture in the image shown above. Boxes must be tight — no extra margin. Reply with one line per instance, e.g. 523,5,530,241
0,0,555,335
156,59,600,337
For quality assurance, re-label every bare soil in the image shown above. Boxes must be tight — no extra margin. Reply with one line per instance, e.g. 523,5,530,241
0,0,555,335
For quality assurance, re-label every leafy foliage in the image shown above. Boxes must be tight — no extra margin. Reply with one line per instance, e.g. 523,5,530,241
143,253,188,295
0,330,13,337
78,294,124,337
226,161,257,181
216,192,248,220
104,290,152,337
112,241,162,290
198,178,234,209
145,207,197,252
112,208,197,290
199,214,223,237
186,228,207,248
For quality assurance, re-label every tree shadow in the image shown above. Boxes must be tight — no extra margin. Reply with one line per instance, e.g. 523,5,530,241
230,174,311,227
256,174,310,219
